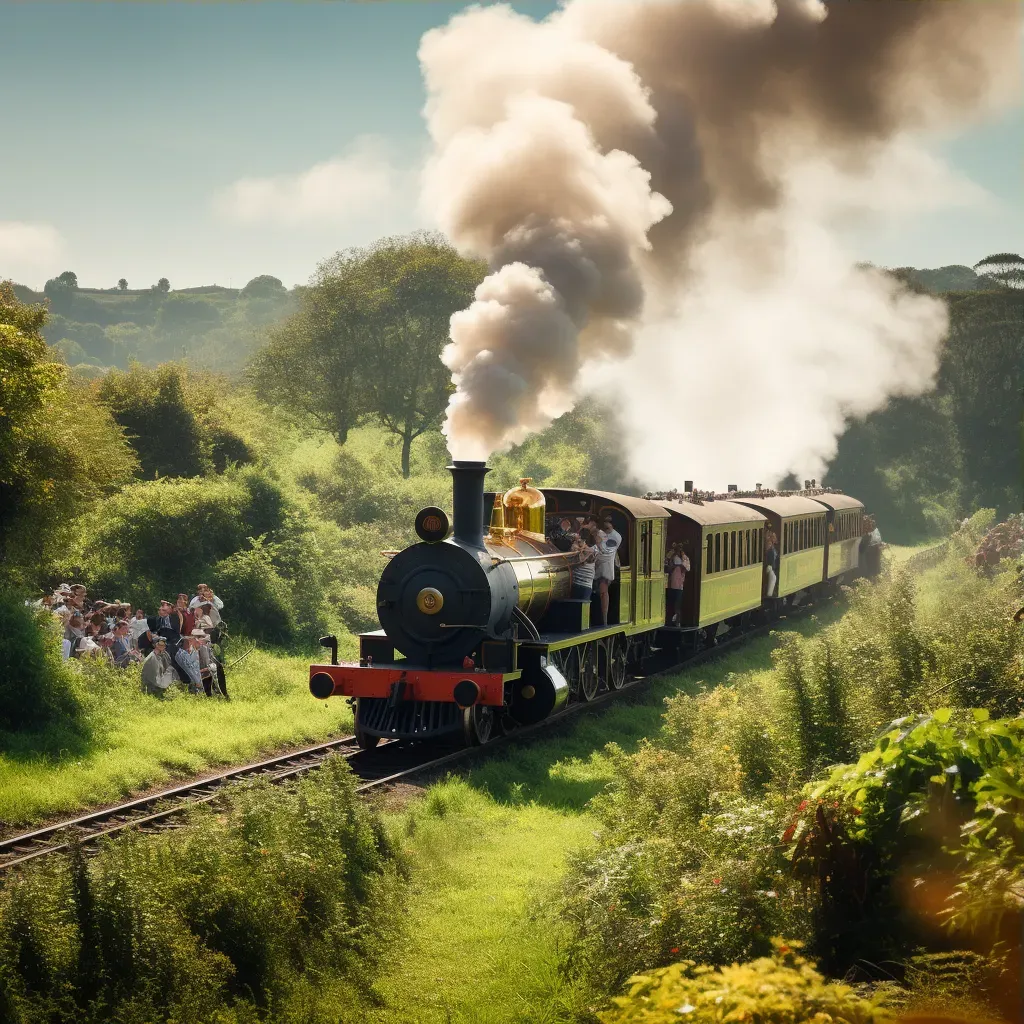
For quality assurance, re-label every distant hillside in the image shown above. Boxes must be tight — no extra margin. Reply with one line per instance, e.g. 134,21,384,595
5,261,1010,377
892,264,987,294
10,276,295,375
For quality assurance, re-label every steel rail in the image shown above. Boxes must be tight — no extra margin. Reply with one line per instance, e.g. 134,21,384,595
0,735,375,871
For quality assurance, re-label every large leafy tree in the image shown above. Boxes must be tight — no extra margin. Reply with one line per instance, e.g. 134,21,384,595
0,283,137,578
250,233,484,476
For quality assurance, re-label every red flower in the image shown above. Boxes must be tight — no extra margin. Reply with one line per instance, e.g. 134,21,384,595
778,944,790,954
797,800,808,812
671,947,679,954
712,878,722,885
782,825,796,843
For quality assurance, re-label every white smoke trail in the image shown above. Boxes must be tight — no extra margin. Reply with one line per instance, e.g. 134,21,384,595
419,0,1021,479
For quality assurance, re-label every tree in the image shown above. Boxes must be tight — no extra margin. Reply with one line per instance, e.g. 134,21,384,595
250,233,484,476
57,270,78,290
118,278,128,291
0,283,137,578
154,278,170,294
240,274,286,299
975,252,1024,290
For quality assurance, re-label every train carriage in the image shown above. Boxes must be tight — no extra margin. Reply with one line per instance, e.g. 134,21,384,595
658,498,767,629
810,492,866,581
731,495,828,599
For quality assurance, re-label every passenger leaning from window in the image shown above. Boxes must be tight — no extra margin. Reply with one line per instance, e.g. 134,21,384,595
593,517,621,627
764,528,779,598
571,528,598,602
667,542,690,625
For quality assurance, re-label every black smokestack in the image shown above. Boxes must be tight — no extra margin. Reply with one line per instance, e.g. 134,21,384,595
448,461,489,549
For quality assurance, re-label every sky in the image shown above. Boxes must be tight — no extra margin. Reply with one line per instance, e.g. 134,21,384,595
1,1,1020,292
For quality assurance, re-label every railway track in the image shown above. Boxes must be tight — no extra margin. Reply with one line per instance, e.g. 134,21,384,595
2,578,890,875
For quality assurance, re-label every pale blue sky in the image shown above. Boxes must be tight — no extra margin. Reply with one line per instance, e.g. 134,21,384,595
1,1,1019,290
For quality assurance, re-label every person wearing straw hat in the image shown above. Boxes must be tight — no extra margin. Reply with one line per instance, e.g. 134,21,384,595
141,635,176,696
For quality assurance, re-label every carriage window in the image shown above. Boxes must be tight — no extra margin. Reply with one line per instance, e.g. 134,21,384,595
714,533,721,573
706,534,713,574
729,531,735,569
756,529,761,561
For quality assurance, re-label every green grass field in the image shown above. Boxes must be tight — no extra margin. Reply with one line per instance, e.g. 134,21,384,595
0,649,352,827
365,607,848,1024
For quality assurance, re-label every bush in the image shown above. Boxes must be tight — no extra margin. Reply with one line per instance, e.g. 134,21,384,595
786,709,1024,973
0,592,83,732
599,942,892,1024
96,363,252,480
0,757,407,1023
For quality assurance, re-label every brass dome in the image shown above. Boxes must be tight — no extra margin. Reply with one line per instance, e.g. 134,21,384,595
503,478,546,539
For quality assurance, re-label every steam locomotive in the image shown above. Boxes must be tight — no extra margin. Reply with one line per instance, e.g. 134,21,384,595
308,461,866,748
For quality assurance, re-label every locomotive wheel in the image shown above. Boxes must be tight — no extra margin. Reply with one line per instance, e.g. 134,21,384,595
579,642,599,702
553,646,581,698
355,725,381,750
463,704,496,746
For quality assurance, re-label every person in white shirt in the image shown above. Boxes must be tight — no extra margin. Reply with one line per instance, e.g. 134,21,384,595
129,608,150,646
594,517,621,627
189,584,224,628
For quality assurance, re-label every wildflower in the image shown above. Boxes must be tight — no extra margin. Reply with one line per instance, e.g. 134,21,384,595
778,944,791,954
678,1004,696,1014
782,825,796,842
671,947,679,953
712,878,722,885
797,800,808,812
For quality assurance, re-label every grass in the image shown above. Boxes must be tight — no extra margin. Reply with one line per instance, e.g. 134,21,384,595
0,648,352,827
365,605,848,1024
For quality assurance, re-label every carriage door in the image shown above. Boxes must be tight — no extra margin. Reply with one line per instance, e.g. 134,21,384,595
639,520,653,621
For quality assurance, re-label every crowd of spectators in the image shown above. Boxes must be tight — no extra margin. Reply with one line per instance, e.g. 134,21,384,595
34,583,229,699
547,514,622,626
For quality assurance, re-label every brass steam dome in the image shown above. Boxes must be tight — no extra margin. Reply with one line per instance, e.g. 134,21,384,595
503,478,546,540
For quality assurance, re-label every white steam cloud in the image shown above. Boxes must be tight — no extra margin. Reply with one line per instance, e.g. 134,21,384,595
420,0,1021,484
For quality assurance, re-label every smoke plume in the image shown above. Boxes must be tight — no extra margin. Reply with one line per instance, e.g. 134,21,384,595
420,0,1020,483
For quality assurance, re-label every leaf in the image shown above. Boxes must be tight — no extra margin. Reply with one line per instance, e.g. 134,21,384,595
972,708,990,722
932,708,953,724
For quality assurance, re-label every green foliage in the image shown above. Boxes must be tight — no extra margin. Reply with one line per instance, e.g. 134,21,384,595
96,362,252,479
0,284,138,580
826,282,1023,536
0,591,83,732
785,709,1024,973
0,758,406,1023
600,942,892,1024
561,536,1023,1007
250,232,484,476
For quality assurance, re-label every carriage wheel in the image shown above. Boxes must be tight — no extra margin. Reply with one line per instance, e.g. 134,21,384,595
579,642,600,702
602,635,627,691
463,704,496,746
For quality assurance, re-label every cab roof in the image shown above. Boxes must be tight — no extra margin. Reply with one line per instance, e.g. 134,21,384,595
541,488,671,520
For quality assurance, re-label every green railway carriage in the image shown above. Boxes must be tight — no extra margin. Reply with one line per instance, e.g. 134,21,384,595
659,498,767,628
810,492,866,581
732,495,828,599
540,488,671,633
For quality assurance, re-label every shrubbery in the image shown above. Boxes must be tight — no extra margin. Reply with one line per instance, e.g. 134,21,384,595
0,592,83,733
0,757,406,1024
600,942,891,1024
559,525,1023,1015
